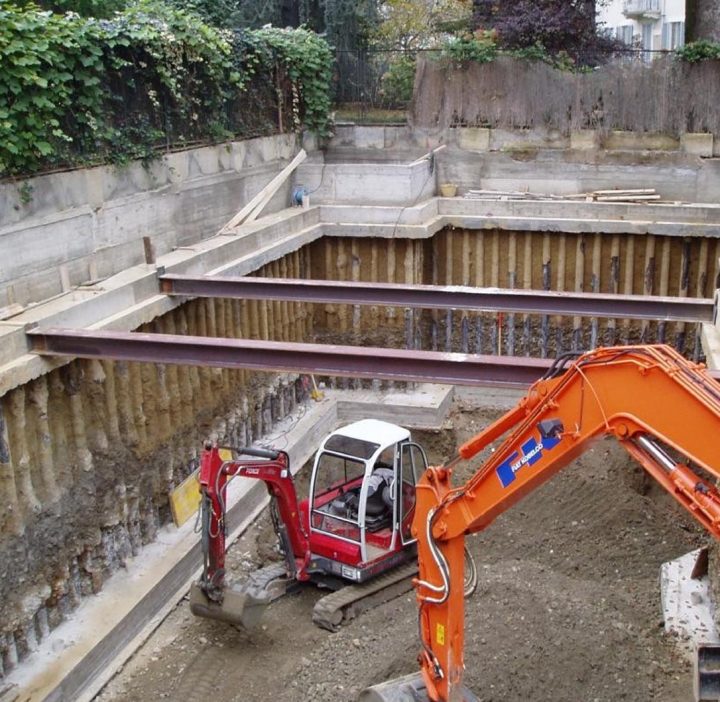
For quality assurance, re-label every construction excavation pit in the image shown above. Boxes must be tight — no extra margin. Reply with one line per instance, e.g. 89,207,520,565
2,126,720,702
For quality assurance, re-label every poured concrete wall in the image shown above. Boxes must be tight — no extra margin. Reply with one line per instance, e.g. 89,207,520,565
294,158,436,206
327,125,720,200
0,134,304,309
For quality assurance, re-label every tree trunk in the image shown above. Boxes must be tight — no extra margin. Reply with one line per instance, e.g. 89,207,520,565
686,0,720,42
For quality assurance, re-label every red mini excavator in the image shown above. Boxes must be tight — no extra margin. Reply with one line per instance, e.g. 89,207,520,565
190,419,430,630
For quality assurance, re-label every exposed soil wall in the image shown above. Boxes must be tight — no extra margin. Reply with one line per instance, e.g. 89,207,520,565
0,248,313,676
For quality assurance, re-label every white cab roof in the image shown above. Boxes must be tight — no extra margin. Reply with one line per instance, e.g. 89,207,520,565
332,419,409,448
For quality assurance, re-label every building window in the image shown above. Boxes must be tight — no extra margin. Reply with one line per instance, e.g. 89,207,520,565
616,25,634,44
642,22,653,61
663,21,685,49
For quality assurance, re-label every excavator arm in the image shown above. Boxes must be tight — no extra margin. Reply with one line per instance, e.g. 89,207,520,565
196,444,310,607
411,345,720,702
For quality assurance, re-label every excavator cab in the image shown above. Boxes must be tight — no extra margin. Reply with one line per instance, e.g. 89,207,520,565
306,419,428,579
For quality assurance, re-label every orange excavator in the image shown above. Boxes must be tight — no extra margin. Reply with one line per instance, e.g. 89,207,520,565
362,344,720,702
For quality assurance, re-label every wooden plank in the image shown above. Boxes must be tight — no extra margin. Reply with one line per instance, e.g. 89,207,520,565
592,188,656,195
222,149,307,231
0,303,24,321
408,144,447,167
595,194,661,202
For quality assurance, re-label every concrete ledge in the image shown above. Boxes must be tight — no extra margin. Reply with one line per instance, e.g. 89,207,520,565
682,133,714,158
4,383,453,702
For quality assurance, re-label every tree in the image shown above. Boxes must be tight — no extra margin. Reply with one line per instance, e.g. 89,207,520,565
374,0,472,51
686,0,720,42
472,0,616,61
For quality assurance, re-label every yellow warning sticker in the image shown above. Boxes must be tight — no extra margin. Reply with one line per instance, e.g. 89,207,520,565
436,623,445,646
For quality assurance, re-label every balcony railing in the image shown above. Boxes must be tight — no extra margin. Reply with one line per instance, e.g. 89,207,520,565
623,0,662,19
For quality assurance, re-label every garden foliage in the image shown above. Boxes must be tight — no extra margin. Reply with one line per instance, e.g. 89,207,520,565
0,2,333,177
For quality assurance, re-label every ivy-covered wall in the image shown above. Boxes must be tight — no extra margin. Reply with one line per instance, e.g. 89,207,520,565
0,2,333,178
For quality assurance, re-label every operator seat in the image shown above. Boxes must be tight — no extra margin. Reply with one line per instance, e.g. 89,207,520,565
328,465,394,529
364,466,394,530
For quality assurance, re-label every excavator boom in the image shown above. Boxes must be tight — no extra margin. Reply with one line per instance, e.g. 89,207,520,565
366,344,720,702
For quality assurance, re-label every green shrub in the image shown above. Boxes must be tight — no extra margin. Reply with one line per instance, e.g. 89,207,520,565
676,40,720,62
251,26,334,137
380,55,416,106
441,31,498,66
0,2,334,177
440,34,581,71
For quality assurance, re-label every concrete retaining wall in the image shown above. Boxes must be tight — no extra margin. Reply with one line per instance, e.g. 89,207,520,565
294,157,436,206
0,135,302,309
326,125,720,203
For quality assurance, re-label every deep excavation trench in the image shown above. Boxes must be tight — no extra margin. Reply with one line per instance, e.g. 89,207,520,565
0,225,714,684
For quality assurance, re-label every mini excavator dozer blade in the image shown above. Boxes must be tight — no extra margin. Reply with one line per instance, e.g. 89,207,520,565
359,673,479,702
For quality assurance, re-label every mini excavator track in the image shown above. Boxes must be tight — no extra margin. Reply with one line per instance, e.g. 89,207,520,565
312,562,418,631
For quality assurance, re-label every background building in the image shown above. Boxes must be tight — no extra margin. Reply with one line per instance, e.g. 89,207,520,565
598,0,686,57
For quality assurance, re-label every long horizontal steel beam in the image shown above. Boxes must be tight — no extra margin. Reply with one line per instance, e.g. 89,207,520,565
28,328,553,387
158,274,715,323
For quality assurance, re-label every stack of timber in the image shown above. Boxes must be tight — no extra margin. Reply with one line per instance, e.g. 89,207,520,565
463,188,661,203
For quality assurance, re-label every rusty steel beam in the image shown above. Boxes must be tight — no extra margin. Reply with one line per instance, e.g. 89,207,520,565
28,328,552,387
158,274,715,323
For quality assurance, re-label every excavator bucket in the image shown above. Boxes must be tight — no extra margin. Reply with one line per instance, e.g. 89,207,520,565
359,673,479,702
189,582,271,629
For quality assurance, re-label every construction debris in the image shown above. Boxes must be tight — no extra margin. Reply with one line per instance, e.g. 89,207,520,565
464,187,661,203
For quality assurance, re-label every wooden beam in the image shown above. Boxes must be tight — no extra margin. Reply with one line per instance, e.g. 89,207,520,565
409,144,447,167
222,149,307,231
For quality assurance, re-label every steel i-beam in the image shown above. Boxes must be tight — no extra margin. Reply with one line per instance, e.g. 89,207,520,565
159,274,715,323
28,328,553,387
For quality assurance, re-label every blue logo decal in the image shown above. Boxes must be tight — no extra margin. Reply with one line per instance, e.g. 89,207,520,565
496,434,561,488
